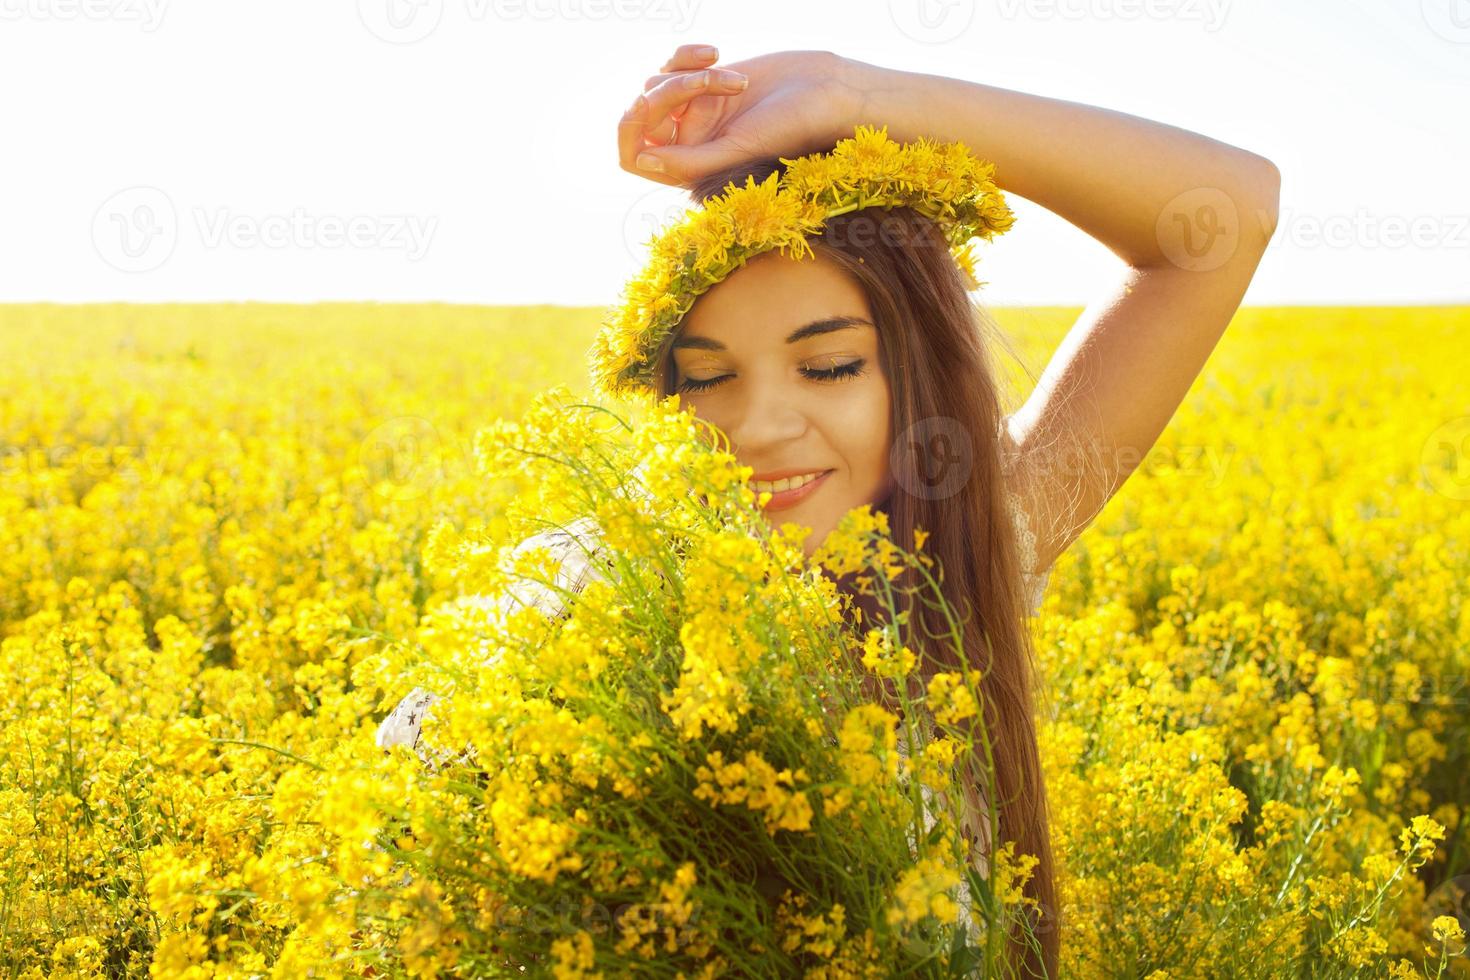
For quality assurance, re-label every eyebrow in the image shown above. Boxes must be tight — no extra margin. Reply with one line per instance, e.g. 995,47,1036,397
670,315,873,352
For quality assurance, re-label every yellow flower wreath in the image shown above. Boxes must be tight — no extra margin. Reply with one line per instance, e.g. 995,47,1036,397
587,123,1017,399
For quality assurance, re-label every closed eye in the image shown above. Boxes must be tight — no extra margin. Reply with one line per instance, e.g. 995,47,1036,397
677,358,868,394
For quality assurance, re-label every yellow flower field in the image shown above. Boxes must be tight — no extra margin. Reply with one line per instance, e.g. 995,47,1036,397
0,303,1465,978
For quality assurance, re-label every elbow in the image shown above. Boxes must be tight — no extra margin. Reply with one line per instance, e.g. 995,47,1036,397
1244,154,1281,248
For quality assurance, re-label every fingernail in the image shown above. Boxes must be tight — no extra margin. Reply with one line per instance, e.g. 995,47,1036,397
684,70,708,89
629,93,646,114
731,73,748,90
636,153,663,172
696,45,717,59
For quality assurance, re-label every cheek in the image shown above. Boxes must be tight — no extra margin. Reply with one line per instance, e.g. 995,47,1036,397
828,378,892,481
675,395,725,441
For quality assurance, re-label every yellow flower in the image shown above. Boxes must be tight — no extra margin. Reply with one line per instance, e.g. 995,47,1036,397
1429,915,1467,957
887,856,961,927
1399,814,1446,867
811,504,891,578
550,930,600,979
588,124,1014,398
927,672,980,727
860,627,917,681
694,750,814,835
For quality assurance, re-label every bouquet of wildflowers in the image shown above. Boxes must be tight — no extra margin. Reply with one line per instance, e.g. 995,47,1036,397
329,386,1046,977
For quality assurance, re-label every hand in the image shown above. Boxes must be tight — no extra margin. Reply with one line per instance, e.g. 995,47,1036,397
617,45,868,190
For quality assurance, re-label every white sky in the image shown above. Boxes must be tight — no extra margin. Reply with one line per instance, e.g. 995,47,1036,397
2,0,1465,305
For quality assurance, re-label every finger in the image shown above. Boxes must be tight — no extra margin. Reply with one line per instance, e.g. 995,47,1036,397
630,138,754,187
618,71,746,173
643,67,747,93
641,69,746,145
659,43,720,74
644,68,747,143
618,85,675,167
642,69,747,131
617,90,684,187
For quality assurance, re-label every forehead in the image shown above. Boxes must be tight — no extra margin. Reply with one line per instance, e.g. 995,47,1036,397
678,249,872,344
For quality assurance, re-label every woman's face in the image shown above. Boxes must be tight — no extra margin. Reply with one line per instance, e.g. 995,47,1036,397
669,249,894,556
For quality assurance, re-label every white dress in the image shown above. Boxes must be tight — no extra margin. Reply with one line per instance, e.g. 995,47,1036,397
375,485,1052,948
373,513,611,769
376,495,1049,756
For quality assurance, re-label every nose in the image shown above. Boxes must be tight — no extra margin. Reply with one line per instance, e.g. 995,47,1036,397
724,377,808,459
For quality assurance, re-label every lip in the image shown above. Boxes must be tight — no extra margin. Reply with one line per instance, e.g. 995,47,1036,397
747,466,832,482
750,469,833,512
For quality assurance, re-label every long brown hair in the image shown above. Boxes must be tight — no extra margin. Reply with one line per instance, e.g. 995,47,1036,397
652,156,1060,978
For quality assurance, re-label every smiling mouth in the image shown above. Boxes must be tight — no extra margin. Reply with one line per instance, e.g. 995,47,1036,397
749,469,835,511
749,470,830,494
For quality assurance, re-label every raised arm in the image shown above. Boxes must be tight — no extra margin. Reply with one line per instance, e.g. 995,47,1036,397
839,59,1280,571
618,47,1280,573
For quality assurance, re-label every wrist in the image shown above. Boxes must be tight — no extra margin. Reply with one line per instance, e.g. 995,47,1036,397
831,56,916,143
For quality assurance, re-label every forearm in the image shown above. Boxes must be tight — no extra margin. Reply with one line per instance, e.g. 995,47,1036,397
837,58,1280,268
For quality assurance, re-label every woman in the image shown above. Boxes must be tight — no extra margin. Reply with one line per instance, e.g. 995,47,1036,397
381,46,1278,977
613,45,1279,978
